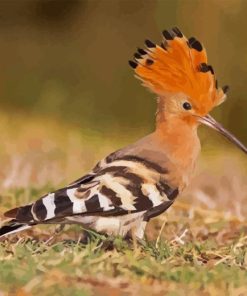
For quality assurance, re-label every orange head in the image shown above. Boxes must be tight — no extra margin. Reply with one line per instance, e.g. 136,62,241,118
129,27,228,120
129,27,247,154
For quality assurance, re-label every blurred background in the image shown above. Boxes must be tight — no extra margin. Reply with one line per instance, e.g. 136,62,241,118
0,0,247,217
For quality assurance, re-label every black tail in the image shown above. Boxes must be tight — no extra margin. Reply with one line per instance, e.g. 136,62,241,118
0,220,31,238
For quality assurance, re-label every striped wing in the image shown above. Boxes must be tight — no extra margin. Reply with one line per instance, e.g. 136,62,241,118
4,155,179,223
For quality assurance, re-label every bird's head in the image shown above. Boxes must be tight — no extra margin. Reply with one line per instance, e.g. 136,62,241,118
129,27,247,154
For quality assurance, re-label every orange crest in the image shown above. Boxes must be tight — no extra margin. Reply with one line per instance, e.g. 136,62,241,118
129,27,229,115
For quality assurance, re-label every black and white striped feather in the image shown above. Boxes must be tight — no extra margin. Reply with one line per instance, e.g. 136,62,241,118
0,154,179,239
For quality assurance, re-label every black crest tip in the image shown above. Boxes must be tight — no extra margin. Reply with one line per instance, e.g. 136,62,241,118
188,37,203,52
193,41,203,52
222,85,229,94
199,63,209,73
146,59,154,66
134,53,142,59
145,39,156,48
172,27,183,38
188,37,196,45
199,63,214,74
162,30,173,40
208,65,214,74
137,48,147,55
128,60,137,69
160,42,167,50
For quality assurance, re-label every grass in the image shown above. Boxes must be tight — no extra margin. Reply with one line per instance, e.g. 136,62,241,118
0,112,247,295
1,207,247,296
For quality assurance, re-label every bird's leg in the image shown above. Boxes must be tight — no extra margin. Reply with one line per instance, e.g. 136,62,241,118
125,221,148,246
132,221,147,241
78,229,91,244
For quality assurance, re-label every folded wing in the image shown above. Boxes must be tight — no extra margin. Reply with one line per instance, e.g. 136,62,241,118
4,154,179,224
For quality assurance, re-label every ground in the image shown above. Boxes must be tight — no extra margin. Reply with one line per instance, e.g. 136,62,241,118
0,113,247,296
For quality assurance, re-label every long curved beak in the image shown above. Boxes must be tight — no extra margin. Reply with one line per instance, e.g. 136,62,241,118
198,114,247,154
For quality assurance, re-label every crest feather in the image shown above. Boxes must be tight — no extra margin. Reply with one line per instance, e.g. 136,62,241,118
129,28,227,112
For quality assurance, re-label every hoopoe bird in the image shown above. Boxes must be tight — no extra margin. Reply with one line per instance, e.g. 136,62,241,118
0,27,246,240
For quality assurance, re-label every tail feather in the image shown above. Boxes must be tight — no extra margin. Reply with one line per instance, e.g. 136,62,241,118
0,220,31,238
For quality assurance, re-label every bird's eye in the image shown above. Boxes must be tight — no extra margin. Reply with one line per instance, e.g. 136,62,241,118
182,102,192,110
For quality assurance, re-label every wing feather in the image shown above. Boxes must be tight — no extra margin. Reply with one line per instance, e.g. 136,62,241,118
4,154,179,223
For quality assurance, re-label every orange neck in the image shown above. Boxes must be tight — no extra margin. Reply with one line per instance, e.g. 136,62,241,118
155,113,201,170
